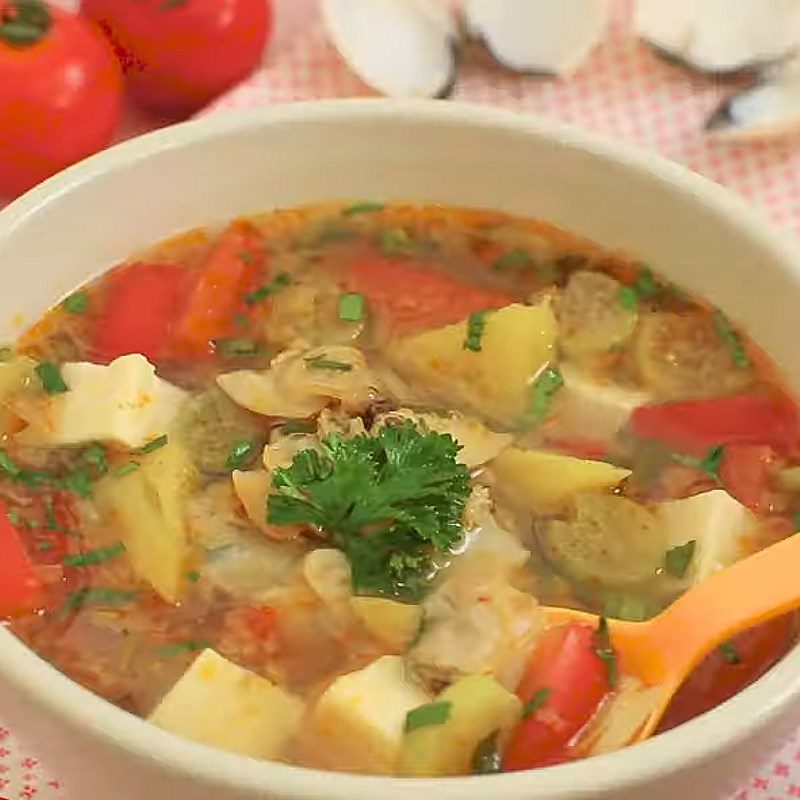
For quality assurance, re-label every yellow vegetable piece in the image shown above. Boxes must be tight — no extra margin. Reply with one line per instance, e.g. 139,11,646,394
149,648,304,760
96,442,196,603
0,355,36,432
491,447,631,514
388,302,557,424
399,674,521,777
350,596,422,651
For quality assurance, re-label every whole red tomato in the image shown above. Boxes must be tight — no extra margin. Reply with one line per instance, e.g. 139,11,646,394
0,0,122,199
83,0,273,115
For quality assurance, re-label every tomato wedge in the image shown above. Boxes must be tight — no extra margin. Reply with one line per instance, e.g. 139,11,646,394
0,501,43,617
719,443,775,510
630,394,800,457
503,623,610,772
338,254,515,337
166,221,265,360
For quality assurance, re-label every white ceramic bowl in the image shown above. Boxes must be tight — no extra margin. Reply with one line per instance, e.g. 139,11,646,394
1,99,799,800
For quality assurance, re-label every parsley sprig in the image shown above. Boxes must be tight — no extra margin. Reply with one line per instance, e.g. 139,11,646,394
267,422,471,599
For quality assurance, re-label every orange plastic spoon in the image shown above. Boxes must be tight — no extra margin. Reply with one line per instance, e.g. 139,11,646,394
543,530,800,742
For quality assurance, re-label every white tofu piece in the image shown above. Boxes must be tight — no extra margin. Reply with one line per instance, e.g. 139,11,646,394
657,489,757,583
149,649,304,760
18,354,187,449
308,655,430,774
556,362,650,445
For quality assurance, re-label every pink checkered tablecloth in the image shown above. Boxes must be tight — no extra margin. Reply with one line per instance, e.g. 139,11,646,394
4,0,800,797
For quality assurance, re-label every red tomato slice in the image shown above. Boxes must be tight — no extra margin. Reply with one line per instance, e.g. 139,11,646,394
719,443,775,510
503,623,610,772
0,500,43,617
338,254,516,337
166,222,264,360
630,395,800,457
91,261,190,364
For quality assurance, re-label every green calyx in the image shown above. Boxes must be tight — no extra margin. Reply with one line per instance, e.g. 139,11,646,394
0,0,52,47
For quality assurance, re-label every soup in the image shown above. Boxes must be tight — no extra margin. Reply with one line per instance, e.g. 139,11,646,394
1,202,798,776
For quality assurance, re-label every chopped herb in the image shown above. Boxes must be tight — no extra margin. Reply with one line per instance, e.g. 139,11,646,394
214,337,262,357
64,541,125,567
521,366,563,427
238,250,255,265
377,227,410,255
343,201,385,216
25,518,40,528
43,495,59,530
0,450,22,478
338,292,366,322
713,311,750,368
115,461,140,477
719,641,741,665
665,540,696,578
6,508,22,526
268,421,471,600
471,731,502,774
245,271,291,304
64,587,139,612
63,291,88,314
155,639,210,658
0,346,12,361
463,310,488,352
226,440,255,471
280,420,317,435
65,469,93,498
491,248,534,271
594,616,618,687
37,540,55,552
672,444,725,482
83,443,108,475
304,355,353,372
521,687,551,719
138,434,168,455
404,701,452,733
35,362,67,394
186,570,201,582
619,267,660,309
618,286,639,310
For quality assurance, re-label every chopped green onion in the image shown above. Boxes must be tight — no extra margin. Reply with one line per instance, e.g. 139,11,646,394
463,310,488,352
719,641,741,665
343,201,385,217
338,292,366,322
471,731,502,774
63,291,88,314
65,469,93,498
280,420,316,435
618,286,639,310
35,362,67,394
138,434,168,455
64,541,125,567
245,271,291,305
671,445,725,482
214,337,262,357
186,570,201,583
594,616,618,687
6,508,22,526
404,701,452,733
665,540,696,578
521,687,551,719
156,639,211,658
0,450,22,478
115,461,140,477
226,440,255,471
712,311,750,369
63,587,139,612
83,443,108,475
377,227,410,255
491,248,534,271
522,366,563,427
304,355,353,372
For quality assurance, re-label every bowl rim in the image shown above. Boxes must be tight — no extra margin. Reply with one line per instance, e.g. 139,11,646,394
2,97,800,799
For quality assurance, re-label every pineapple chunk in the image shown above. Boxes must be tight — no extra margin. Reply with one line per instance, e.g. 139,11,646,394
491,447,631,514
308,656,430,774
388,302,557,424
350,597,422,651
96,441,196,602
149,649,303,760
399,674,521,776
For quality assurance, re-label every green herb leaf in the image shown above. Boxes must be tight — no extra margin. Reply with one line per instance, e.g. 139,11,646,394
618,286,639,310
37,540,54,552
63,291,88,314
619,267,660,309
594,616,618,687
186,570,201,583
338,292,366,322
245,271,291,305
521,366,563,427
377,227,410,255
214,338,262,357
463,310,488,352
280,420,317,435
0,346,13,361
521,687,551,719
471,731,502,775
491,248,534,271
155,639,211,658
83,443,108,475
0,450,22,479
115,461,140,477
35,362,67,394
226,440,255,471
671,445,725,482
719,641,741,665
65,469,93,498
64,587,139,612
304,355,353,372
64,541,125,567
712,311,750,369
268,421,471,600
343,201,385,217
6,508,22,526
405,701,452,733
665,540,696,578
138,434,168,455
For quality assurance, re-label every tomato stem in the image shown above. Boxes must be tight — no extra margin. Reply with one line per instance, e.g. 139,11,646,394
0,0,51,47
